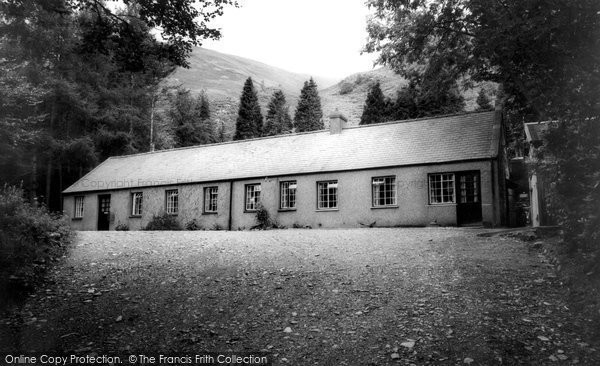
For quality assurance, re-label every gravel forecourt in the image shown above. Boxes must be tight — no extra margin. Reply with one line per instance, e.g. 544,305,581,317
1,228,598,365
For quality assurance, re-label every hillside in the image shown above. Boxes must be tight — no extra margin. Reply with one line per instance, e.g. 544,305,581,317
166,47,337,138
167,48,497,137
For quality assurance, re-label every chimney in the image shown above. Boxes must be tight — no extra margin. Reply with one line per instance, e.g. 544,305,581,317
329,111,347,134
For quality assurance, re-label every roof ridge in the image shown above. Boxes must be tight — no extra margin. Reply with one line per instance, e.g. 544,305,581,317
110,110,497,160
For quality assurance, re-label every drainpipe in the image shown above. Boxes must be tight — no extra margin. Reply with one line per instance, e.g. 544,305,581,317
228,180,233,231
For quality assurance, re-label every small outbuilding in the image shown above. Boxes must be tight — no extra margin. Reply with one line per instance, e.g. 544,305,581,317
63,110,508,230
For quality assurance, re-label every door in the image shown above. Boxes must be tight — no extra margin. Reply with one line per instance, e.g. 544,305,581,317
456,172,482,226
97,194,111,230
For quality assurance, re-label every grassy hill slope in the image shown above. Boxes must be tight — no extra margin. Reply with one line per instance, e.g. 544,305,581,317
166,48,497,137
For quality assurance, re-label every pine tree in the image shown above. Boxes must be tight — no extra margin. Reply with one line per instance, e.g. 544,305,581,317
394,82,419,120
168,88,215,147
264,90,292,136
194,92,216,145
475,89,493,111
294,78,323,132
360,81,387,125
234,77,263,140
199,91,211,120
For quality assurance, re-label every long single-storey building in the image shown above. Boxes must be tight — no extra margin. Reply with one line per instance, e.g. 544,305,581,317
63,110,508,230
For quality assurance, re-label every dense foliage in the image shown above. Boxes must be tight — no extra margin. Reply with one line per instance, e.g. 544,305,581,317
0,0,234,210
234,77,263,140
168,89,216,147
360,82,389,125
144,212,182,231
0,185,72,293
264,90,293,136
476,90,493,112
365,0,600,251
294,78,324,132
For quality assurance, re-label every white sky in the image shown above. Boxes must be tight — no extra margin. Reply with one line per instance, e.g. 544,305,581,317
202,0,379,79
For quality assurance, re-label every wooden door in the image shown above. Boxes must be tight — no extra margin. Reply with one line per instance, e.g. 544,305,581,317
456,172,482,226
97,194,111,231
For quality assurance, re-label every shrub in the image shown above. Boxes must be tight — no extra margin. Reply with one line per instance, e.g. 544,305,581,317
255,204,274,230
339,81,354,95
115,222,129,231
0,185,72,296
144,212,182,231
185,219,202,231
212,223,224,231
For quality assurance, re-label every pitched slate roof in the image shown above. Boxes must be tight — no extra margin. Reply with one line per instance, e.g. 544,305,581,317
64,111,500,193
524,121,550,142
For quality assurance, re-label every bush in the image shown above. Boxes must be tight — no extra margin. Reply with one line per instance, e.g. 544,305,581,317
0,185,72,296
255,204,275,230
115,222,129,231
185,219,202,231
144,212,182,230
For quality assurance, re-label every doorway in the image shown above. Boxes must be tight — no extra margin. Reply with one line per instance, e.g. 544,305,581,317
456,171,482,226
97,194,111,230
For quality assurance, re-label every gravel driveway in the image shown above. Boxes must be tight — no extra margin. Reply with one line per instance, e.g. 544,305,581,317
2,228,598,365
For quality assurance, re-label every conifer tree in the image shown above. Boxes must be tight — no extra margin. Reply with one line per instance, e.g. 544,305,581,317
234,77,263,140
264,90,293,136
294,78,323,132
475,89,493,111
195,92,216,144
360,81,387,125
168,88,215,147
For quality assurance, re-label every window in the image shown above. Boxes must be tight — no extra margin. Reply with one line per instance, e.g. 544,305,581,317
317,180,338,210
372,176,397,207
429,173,455,204
165,189,178,214
204,186,218,213
280,181,297,209
131,192,143,216
74,196,84,218
245,184,261,211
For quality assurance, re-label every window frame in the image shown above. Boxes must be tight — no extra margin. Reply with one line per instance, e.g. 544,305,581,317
371,176,397,208
428,173,456,205
316,180,338,210
244,184,261,212
131,192,143,216
279,180,297,210
204,186,219,214
73,196,85,219
165,189,179,215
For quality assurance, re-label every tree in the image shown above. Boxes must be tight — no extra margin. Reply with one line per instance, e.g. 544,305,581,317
365,0,600,250
476,90,493,111
294,78,323,132
264,90,293,136
0,0,235,210
167,88,215,147
234,77,263,140
360,81,387,125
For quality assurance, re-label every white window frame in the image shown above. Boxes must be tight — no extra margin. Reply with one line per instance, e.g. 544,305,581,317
74,196,84,218
280,181,297,209
428,173,455,204
204,186,218,213
245,184,261,211
165,189,178,215
372,176,397,207
131,192,143,216
317,180,338,210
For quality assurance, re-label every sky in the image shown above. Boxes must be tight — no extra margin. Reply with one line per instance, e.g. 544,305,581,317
201,0,380,79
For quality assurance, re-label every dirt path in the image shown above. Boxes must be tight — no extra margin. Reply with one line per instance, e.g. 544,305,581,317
1,228,598,365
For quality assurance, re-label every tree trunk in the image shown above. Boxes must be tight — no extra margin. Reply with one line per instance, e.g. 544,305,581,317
59,163,63,211
45,159,52,206
31,155,37,203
